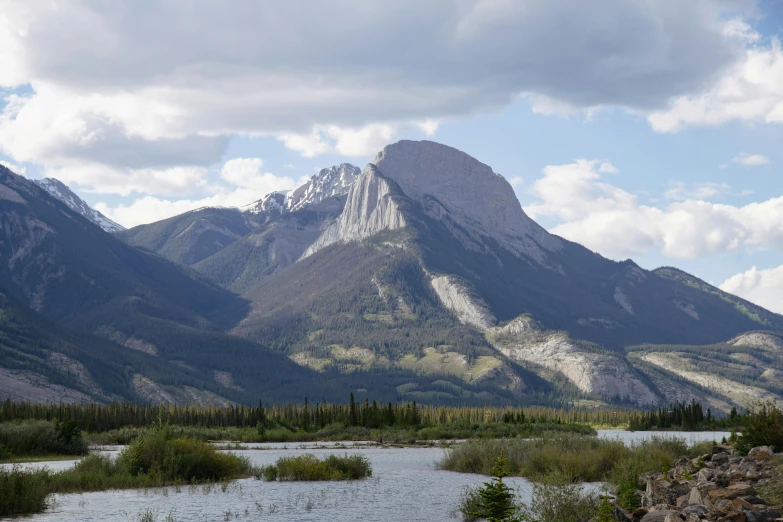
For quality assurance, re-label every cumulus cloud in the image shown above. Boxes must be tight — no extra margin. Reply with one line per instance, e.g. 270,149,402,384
0,1,755,177
731,152,770,166
94,158,299,227
720,265,783,313
527,159,783,259
279,123,399,158
219,158,297,192
648,35,783,132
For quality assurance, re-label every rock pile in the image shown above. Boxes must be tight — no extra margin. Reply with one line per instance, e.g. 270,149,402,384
609,445,782,522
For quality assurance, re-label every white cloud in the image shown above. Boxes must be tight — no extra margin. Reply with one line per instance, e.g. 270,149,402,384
508,176,524,187
91,156,300,227
648,37,783,132
731,152,770,166
417,119,440,137
44,164,210,198
528,159,783,259
0,2,753,171
0,159,25,175
279,123,398,158
95,190,255,229
219,158,296,192
720,265,783,314
664,181,733,201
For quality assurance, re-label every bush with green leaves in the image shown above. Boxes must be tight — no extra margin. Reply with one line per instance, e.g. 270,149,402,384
0,420,87,459
516,473,600,522
259,453,372,481
0,466,51,517
737,401,783,454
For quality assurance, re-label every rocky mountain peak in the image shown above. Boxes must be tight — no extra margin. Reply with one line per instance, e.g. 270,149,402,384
244,163,360,215
372,140,561,261
33,178,124,233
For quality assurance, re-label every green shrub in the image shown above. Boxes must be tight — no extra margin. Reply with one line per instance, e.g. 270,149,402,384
737,401,783,454
49,430,251,494
117,430,248,482
0,466,51,517
439,433,628,481
0,420,88,459
261,453,372,481
441,433,693,484
517,472,599,522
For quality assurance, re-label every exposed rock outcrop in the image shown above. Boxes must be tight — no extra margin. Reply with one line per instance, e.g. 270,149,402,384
730,332,783,352
373,140,562,263
488,319,659,406
640,352,782,406
303,164,407,257
626,445,783,522
430,274,496,330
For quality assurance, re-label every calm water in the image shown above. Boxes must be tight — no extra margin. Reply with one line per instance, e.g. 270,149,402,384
1,430,732,522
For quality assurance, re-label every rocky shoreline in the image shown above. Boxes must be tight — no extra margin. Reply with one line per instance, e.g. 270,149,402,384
610,444,781,522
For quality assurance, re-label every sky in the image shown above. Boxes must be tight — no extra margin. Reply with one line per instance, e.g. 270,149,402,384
1,1,783,312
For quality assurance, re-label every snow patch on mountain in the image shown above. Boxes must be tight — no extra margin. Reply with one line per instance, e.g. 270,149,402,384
244,163,360,215
34,178,124,233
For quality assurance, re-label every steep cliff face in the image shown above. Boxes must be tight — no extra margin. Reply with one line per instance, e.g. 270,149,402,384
487,315,659,405
373,140,561,263
303,164,407,257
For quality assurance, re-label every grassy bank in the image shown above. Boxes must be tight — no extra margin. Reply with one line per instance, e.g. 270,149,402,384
86,421,595,445
439,432,707,482
259,453,372,481
0,428,252,517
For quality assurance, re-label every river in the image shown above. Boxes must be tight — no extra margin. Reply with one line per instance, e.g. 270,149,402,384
1,430,732,522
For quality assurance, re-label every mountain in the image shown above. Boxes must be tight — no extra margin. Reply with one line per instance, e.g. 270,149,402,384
117,207,253,266
227,141,783,407
118,163,360,293
0,288,237,405
1,163,409,405
1,162,523,405
33,178,124,233
243,163,360,215
7,141,783,408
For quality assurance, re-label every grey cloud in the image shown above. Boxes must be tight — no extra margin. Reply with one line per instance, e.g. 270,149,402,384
12,0,751,116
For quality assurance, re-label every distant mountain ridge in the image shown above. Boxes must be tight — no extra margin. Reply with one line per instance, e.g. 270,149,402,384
244,163,360,216
33,178,124,233
4,142,783,409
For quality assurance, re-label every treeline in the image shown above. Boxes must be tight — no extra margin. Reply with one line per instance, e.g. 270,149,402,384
627,400,742,431
0,396,636,433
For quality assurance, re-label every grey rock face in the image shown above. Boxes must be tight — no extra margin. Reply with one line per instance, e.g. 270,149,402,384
430,274,496,329
245,163,360,216
302,164,406,257
372,140,561,262
488,319,660,405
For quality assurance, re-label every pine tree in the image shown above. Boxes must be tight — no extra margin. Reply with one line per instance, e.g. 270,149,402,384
467,452,522,522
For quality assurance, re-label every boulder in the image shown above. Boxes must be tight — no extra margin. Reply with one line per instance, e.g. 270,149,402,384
747,447,774,460
640,511,683,522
